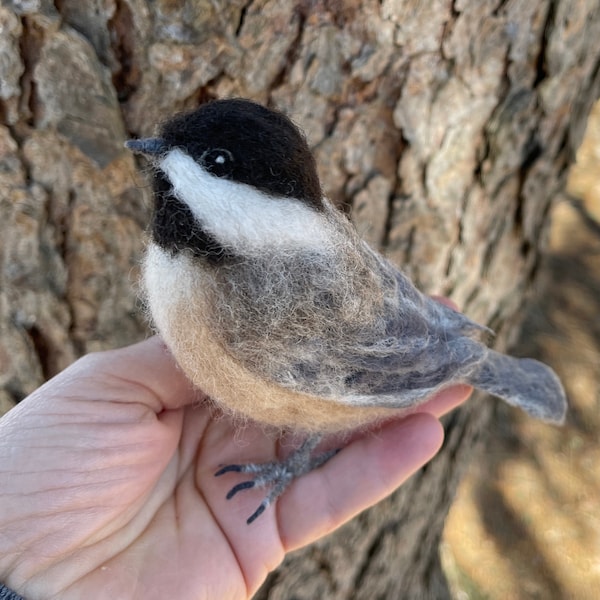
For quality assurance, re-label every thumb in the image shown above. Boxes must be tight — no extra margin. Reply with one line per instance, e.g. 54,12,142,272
28,336,199,413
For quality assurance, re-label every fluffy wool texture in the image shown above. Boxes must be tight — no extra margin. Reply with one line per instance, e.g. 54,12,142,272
142,195,566,433
136,98,566,434
142,241,398,432
159,149,330,253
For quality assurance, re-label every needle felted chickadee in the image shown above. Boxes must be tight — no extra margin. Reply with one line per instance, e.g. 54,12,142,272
126,98,567,524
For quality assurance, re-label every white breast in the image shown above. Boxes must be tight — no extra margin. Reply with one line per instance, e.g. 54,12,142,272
141,243,397,433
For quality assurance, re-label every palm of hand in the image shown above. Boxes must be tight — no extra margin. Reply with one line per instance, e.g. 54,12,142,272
0,338,468,600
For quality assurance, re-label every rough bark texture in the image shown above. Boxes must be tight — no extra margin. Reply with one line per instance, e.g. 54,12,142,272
1,0,599,597
443,107,600,598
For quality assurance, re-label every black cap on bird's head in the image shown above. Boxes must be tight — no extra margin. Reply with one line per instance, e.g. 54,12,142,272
125,99,329,263
125,98,323,210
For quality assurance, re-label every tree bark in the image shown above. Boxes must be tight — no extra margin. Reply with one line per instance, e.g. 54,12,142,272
1,0,598,597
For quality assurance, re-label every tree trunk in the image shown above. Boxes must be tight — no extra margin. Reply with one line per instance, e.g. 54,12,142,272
1,0,598,597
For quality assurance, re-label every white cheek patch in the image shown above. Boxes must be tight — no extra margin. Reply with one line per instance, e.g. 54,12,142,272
159,149,331,252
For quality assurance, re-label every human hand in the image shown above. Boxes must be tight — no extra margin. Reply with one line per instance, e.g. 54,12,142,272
0,337,472,600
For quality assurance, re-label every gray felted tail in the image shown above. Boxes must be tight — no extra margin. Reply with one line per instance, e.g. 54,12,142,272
468,349,567,424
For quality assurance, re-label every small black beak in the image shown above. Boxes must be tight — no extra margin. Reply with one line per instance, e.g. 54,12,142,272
124,137,167,156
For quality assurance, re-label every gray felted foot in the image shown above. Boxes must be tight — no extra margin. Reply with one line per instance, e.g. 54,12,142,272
215,434,337,524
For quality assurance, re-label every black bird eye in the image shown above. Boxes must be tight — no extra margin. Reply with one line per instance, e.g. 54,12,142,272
200,148,235,178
